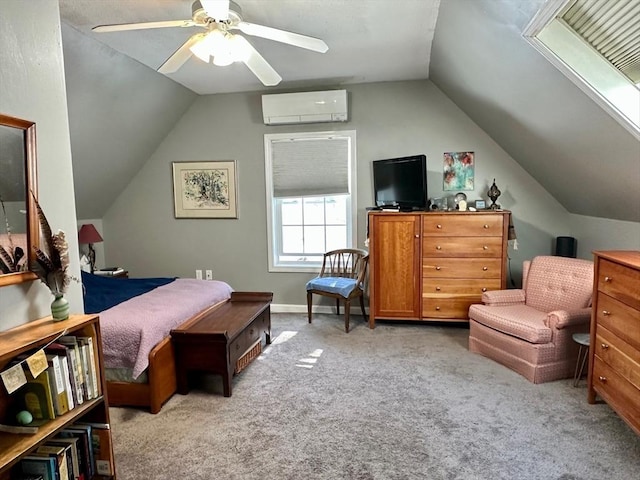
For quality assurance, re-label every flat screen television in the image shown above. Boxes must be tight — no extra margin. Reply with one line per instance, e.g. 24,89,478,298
372,154,428,210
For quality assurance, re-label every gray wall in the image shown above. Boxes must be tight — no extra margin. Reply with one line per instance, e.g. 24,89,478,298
0,0,83,330
102,80,580,307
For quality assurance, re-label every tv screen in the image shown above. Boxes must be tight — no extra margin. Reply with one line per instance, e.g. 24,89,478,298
372,155,428,210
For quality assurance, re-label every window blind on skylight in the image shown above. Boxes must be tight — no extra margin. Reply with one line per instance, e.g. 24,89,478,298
271,136,350,198
562,0,640,84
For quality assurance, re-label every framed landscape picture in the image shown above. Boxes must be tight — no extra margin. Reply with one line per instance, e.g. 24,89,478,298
172,160,238,218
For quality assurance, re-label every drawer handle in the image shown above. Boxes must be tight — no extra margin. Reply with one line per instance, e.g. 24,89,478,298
604,276,612,282
598,376,607,383
600,343,609,350
483,245,488,250
602,310,611,316
481,287,487,292
415,234,420,238
236,344,240,351
483,224,489,229
482,266,488,271
435,306,440,311
436,224,442,229
435,266,441,271
250,329,254,336
435,286,441,291
436,245,442,250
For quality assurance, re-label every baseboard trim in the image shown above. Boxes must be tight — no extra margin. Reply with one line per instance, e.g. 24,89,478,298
271,304,368,315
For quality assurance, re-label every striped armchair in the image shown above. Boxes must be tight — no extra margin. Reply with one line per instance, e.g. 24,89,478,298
468,255,594,383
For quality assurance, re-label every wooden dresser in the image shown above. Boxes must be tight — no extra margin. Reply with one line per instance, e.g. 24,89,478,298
368,211,509,327
587,250,640,435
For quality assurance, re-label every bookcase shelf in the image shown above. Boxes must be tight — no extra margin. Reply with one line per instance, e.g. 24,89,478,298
0,314,115,478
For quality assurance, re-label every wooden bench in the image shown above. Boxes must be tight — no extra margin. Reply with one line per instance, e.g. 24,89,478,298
170,291,273,397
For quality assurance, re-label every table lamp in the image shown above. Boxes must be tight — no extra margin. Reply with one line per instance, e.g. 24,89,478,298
78,224,103,273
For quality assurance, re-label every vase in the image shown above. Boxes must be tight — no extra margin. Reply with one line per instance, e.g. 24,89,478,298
51,294,70,321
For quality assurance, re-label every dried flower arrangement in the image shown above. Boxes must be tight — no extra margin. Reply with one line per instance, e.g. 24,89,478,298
31,195,73,296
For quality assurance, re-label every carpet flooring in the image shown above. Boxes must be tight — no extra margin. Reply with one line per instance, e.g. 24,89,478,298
109,313,640,479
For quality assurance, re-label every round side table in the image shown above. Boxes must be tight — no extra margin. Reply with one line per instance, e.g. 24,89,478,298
572,333,590,387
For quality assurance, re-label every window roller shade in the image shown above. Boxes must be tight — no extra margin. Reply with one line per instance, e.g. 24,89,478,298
272,137,350,198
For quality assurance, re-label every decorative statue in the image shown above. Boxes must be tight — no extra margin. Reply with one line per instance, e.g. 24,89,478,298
487,179,501,209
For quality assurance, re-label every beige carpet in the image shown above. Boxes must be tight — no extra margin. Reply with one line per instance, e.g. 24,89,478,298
109,313,639,479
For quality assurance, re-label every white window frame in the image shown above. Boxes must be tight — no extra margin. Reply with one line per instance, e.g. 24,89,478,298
264,130,357,273
523,0,640,140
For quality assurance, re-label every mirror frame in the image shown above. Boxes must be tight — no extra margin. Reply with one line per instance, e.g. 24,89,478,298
0,113,38,287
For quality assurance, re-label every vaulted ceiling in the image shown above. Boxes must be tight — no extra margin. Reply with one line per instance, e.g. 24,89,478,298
58,0,639,223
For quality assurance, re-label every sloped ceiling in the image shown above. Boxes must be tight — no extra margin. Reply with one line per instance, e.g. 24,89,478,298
59,0,639,223
430,0,639,223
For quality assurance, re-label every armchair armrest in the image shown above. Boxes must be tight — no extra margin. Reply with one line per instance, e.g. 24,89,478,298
546,307,592,329
481,289,525,306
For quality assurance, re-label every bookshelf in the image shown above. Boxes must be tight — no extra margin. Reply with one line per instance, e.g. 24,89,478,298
0,314,115,478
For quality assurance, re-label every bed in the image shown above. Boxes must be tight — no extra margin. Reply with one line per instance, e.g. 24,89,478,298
82,271,234,413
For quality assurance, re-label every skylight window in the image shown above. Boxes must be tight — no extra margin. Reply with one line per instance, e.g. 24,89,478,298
524,0,640,139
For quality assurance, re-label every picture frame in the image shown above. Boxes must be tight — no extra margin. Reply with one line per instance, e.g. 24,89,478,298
172,160,238,219
443,151,475,191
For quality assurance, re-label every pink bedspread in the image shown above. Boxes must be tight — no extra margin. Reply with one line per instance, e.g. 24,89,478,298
100,279,233,378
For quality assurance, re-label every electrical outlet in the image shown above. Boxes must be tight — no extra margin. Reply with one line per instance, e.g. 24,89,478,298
196,269,203,280
205,269,213,280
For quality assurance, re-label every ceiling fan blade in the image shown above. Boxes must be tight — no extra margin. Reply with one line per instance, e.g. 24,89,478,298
93,20,196,33
158,35,202,74
200,0,229,21
235,22,328,53
231,36,282,86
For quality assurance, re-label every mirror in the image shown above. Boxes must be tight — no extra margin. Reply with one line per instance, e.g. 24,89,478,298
0,113,38,287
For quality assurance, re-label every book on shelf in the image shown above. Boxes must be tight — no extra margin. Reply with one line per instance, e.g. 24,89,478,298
58,337,88,401
22,369,56,424
59,424,94,479
58,354,76,411
33,443,73,480
11,474,45,480
76,336,99,399
46,342,84,407
46,437,83,480
76,422,114,477
45,354,69,416
17,455,58,480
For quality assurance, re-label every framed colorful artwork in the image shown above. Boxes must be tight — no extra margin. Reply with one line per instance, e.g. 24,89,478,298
443,152,474,191
172,160,238,218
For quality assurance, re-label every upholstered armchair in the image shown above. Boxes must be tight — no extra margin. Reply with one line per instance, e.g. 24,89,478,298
468,255,594,383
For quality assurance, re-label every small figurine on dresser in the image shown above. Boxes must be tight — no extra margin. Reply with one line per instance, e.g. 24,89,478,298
487,179,501,209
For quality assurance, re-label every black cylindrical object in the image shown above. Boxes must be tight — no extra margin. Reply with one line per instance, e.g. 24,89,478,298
555,236,577,258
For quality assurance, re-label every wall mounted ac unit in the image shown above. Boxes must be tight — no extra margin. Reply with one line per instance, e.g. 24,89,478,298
262,89,348,125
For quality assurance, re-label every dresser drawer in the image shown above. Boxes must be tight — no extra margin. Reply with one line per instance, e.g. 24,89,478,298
422,214,504,237
595,293,640,351
598,259,640,310
592,356,640,431
422,278,502,295
422,297,477,319
422,236,503,258
595,326,640,390
422,258,502,278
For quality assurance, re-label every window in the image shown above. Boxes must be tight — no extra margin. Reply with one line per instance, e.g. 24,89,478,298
524,0,640,139
264,130,357,272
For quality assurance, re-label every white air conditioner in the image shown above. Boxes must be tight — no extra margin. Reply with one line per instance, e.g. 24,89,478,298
262,90,348,125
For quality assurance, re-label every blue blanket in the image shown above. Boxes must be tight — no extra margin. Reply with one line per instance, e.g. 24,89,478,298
82,271,176,314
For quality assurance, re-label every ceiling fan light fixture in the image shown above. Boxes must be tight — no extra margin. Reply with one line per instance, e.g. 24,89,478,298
213,52,234,66
190,28,231,63
189,33,212,62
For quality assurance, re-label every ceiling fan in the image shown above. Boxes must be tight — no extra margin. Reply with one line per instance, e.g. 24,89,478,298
92,0,329,86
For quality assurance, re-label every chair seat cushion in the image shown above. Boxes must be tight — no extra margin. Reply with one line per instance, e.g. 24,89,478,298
468,304,552,344
306,277,358,298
